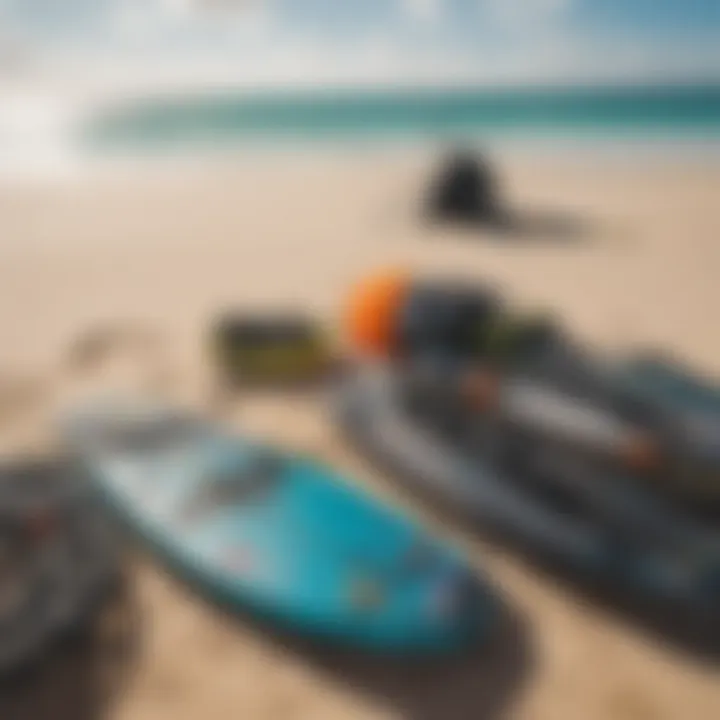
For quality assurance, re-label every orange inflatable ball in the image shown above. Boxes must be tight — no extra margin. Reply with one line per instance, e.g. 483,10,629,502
345,271,411,357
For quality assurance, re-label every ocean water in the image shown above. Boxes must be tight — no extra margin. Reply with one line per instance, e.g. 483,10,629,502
86,83,720,152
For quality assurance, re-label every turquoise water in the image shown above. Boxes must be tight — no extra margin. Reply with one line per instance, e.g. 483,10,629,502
87,83,720,150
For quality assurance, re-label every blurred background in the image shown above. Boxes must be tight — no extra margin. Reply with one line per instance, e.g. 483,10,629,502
0,2,719,719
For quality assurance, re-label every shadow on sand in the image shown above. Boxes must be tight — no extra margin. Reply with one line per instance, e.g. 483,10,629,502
427,207,594,245
491,208,594,244
552,562,720,664
0,574,143,720
175,571,534,720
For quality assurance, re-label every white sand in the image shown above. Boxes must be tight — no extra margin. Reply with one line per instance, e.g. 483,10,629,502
0,148,718,719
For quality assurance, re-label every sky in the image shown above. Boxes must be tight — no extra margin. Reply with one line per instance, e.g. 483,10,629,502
0,0,719,91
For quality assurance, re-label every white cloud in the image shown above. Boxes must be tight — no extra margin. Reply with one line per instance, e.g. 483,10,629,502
479,0,573,29
158,0,194,18
4,0,719,99
480,0,572,17
111,0,273,46
160,0,270,20
400,0,442,23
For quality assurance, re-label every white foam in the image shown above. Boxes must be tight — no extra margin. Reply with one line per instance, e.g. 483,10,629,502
0,86,88,184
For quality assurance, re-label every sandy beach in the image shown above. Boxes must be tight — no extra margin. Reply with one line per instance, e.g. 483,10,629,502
0,148,719,720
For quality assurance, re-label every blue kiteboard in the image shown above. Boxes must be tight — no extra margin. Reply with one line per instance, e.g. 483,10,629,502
60,400,496,653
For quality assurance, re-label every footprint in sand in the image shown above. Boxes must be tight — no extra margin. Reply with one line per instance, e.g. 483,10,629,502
0,371,63,455
0,373,48,427
59,321,178,408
